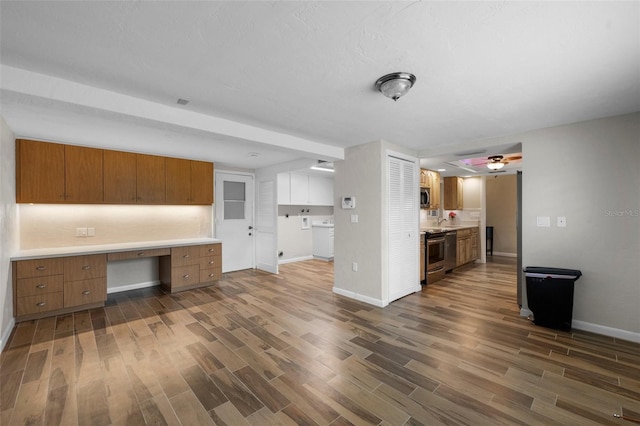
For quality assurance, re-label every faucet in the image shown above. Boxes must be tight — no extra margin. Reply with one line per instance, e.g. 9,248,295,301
437,216,448,226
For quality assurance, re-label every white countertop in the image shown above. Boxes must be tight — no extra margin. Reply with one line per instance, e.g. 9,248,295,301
11,238,222,261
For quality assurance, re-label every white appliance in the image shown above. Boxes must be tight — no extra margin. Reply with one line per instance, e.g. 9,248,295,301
312,222,334,261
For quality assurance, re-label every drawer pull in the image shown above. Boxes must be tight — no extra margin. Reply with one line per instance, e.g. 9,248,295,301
183,254,190,258
209,261,214,265
36,266,46,271
36,302,46,307
81,265,91,270
36,284,46,289
183,274,190,279
82,290,91,295
209,273,215,277
208,248,214,252
137,252,146,256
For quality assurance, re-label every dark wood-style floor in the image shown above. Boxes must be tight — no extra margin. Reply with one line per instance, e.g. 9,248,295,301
2,257,639,425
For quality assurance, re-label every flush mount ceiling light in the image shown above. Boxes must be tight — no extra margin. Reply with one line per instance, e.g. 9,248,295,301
375,72,416,101
487,155,505,170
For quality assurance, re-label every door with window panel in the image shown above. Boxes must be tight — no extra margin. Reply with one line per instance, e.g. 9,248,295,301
215,173,254,272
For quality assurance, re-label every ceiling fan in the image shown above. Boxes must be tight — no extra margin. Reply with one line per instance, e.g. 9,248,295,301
486,154,522,170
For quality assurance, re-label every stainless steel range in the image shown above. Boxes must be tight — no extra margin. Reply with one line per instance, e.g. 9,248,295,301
425,230,446,284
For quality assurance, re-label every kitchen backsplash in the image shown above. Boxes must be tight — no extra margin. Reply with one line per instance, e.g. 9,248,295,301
18,204,213,249
420,208,480,228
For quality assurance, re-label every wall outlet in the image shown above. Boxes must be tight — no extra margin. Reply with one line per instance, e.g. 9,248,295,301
75,227,88,237
352,262,358,272
557,216,566,227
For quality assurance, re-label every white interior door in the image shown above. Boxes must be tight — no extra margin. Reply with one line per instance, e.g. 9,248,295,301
387,154,420,303
255,176,278,274
215,172,254,272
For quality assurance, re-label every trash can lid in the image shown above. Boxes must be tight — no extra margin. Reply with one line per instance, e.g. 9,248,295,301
524,266,582,280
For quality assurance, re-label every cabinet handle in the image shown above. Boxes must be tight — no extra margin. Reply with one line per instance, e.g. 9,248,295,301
208,248,214,252
137,252,145,256
82,290,91,295
209,261,214,265
183,274,190,279
82,265,91,270
36,302,46,307
36,284,46,289
36,266,46,271
183,254,190,258
209,273,215,277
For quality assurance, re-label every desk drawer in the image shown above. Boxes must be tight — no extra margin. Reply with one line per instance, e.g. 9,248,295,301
199,256,221,269
64,278,106,307
199,244,221,257
16,258,63,279
17,274,63,298
200,267,221,283
171,246,200,267
171,264,199,289
64,255,107,282
16,292,63,316
107,248,170,261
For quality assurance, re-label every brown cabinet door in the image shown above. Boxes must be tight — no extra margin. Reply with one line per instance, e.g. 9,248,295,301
16,139,65,203
171,246,199,267
190,160,214,205
137,154,165,204
17,292,64,316
171,264,200,289
165,157,191,204
65,145,104,203
104,150,137,203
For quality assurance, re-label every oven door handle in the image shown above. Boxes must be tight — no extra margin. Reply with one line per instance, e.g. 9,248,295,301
428,237,445,244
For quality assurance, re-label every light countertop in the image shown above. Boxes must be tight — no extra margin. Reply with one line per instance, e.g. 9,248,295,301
11,238,222,261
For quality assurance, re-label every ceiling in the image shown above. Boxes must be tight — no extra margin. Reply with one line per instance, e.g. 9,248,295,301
1,1,638,172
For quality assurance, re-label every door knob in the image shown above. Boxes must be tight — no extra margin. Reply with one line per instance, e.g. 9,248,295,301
248,226,253,230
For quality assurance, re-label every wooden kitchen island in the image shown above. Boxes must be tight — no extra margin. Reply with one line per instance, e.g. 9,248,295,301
10,238,222,322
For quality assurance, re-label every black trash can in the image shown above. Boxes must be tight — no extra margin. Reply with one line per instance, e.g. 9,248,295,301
524,267,582,331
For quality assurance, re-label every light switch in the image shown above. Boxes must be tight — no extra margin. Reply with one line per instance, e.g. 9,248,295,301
536,216,550,227
557,216,566,227
75,227,88,237
87,227,96,236
351,214,358,223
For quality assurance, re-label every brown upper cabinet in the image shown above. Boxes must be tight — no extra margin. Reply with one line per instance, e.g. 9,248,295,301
419,168,441,210
16,139,103,203
104,150,137,203
444,176,464,210
16,139,214,205
165,158,214,205
136,154,166,204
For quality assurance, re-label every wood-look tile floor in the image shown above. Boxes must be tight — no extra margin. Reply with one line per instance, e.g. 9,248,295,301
2,257,640,425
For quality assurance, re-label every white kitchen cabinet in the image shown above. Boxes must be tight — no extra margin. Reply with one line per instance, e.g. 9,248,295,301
312,224,334,260
277,172,334,206
277,173,291,204
290,173,309,204
309,175,333,205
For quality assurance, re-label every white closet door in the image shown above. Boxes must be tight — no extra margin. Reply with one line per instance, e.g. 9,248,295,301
256,178,278,274
387,154,419,303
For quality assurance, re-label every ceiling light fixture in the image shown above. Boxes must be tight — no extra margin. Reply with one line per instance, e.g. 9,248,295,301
375,72,416,101
487,155,505,170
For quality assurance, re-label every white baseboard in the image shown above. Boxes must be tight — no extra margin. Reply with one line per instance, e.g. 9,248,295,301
278,255,313,265
1,317,16,352
572,320,640,344
332,287,386,307
491,252,517,258
107,280,161,294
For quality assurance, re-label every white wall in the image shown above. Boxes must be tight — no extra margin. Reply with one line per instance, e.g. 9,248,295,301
333,140,418,306
277,205,333,263
481,113,639,341
0,116,18,350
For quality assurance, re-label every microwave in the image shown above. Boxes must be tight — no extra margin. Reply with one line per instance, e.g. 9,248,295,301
420,187,430,208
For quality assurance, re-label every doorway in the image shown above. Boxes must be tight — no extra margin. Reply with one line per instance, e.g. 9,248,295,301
215,172,255,272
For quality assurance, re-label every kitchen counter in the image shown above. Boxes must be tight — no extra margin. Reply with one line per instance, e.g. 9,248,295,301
11,238,222,261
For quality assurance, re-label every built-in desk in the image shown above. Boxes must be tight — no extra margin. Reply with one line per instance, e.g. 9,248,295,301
11,238,222,322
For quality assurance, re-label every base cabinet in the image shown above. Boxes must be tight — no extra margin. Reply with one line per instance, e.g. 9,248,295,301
13,254,107,321
160,243,222,293
13,242,222,321
456,227,479,267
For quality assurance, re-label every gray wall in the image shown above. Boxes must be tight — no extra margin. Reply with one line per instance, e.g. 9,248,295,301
0,116,17,350
482,113,639,339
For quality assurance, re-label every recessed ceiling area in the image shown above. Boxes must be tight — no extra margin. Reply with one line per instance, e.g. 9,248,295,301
1,2,638,170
